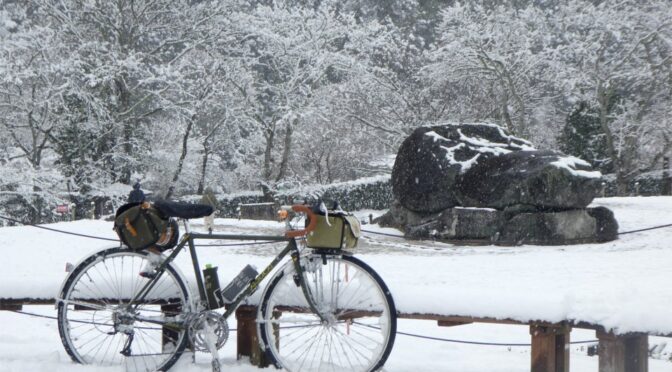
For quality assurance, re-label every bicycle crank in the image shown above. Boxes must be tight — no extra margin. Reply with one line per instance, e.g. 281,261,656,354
186,311,229,352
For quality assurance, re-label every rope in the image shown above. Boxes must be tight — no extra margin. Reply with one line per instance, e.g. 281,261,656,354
361,229,406,239
354,322,598,347
355,322,597,347
10,310,59,321
11,309,599,348
395,329,598,346
617,223,672,236
0,215,281,247
9,309,238,331
364,222,672,240
0,215,119,242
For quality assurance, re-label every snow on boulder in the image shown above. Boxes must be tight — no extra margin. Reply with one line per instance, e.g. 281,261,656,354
392,123,533,213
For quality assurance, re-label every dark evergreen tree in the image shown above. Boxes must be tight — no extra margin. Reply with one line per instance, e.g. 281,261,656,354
559,101,611,172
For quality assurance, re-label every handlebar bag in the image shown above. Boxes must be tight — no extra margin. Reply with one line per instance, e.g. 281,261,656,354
114,202,176,251
306,213,361,250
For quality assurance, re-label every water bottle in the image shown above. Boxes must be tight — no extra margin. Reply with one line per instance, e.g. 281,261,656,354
203,264,223,309
220,265,258,303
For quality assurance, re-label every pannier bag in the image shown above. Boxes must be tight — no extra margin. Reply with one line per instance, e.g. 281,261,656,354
306,213,361,250
114,202,179,251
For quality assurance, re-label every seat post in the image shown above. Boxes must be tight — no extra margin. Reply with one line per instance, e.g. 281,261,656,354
183,218,207,304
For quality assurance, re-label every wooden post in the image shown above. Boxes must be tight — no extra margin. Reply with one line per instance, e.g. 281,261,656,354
161,303,182,352
437,320,473,327
236,305,269,367
530,324,570,372
662,156,671,196
596,331,648,372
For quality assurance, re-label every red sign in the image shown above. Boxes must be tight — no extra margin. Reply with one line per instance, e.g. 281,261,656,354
56,204,69,214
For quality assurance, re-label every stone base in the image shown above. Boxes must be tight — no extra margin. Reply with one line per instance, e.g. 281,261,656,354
498,207,618,245
376,202,619,245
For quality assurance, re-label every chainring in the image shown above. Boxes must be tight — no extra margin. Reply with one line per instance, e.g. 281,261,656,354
186,311,229,352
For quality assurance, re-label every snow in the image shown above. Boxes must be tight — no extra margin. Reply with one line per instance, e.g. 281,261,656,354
457,129,518,154
368,154,397,169
426,132,483,173
454,206,498,211
552,156,603,179
423,124,542,174
1,196,672,370
437,143,481,172
3,306,671,372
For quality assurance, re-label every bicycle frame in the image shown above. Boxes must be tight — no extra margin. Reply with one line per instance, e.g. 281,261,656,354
129,218,329,324
56,203,397,372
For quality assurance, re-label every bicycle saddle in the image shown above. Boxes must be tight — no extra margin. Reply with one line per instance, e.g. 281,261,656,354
154,200,214,219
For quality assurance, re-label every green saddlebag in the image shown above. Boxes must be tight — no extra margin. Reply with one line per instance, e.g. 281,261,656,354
114,202,170,250
306,214,361,250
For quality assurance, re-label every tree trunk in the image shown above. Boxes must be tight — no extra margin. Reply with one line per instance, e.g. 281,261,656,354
263,124,276,181
121,121,133,185
325,152,333,184
197,143,209,195
166,118,194,199
117,76,132,185
501,97,515,134
596,82,625,194
275,119,295,183
29,185,44,224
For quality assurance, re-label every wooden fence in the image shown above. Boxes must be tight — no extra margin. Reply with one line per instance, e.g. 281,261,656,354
1,298,664,372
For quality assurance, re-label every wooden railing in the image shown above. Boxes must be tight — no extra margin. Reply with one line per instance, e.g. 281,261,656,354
1,299,664,372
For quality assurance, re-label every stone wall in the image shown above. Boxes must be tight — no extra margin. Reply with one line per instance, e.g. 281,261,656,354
180,176,394,218
601,171,672,197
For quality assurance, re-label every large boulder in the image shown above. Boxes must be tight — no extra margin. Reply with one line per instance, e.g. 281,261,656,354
392,124,533,213
456,150,601,210
383,122,618,245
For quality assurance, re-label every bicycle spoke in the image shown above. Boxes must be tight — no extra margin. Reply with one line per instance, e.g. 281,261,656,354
260,254,396,372
58,248,189,372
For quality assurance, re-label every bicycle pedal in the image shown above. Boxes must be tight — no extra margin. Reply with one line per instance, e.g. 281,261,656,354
211,358,221,372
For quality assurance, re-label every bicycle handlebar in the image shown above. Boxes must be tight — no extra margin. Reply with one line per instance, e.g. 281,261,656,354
284,205,317,238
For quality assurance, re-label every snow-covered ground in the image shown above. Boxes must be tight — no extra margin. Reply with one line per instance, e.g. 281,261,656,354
1,196,672,371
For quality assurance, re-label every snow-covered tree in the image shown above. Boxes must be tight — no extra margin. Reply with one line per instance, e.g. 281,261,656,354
552,0,672,193
228,2,382,196
0,1,70,221
424,2,558,138
41,0,235,189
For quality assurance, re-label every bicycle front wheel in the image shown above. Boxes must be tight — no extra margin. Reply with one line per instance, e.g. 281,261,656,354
258,253,397,372
57,247,190,372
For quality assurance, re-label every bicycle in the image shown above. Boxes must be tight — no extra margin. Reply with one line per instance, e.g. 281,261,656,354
56,201,397,372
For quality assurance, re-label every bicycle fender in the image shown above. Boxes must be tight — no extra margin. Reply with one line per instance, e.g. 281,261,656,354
54,246,193,309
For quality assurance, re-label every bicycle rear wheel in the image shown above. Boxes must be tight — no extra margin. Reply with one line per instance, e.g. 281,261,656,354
258,253,397,372
57,247,190,372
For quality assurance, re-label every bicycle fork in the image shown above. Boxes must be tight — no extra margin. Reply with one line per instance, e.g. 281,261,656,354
291,251,333,324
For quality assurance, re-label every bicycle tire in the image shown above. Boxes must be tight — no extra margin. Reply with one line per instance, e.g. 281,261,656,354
258,253,397,372
57,247,190,372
